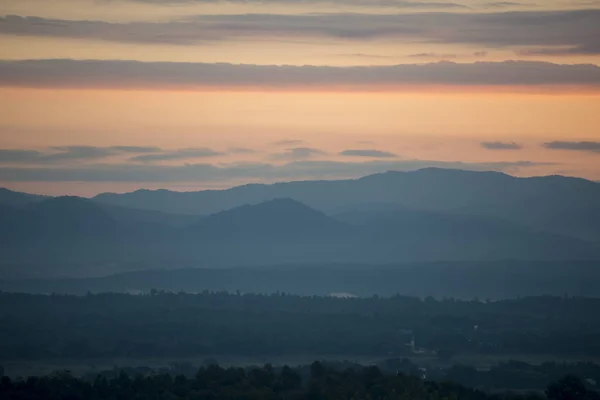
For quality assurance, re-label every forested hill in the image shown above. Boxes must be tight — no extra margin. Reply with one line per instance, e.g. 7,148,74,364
1,292,600,360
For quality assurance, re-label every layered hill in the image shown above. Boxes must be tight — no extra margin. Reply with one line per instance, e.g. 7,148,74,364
92,168,600,241
0,183,599,279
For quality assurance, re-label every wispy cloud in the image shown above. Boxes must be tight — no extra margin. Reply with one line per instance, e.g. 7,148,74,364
481,141,523,150
46,146,120,161
0,149,44,164
1,59,599,90
516,42,600,56
228,147,257,154
0,146,158,164
340,149,397,158
543,141,600,153
409,53,458,59
339,53,395,59
273,140,305,146
125,0,467,8
2,10,598,54
0,160,552,183
111,146,162,153
484,2,532,8
271,147,326,160
131,148,223,162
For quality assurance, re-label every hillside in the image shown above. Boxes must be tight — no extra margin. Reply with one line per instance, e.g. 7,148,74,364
0,191,599,279
93,168,600,241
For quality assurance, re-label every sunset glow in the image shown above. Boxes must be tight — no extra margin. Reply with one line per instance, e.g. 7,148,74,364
1,0,599,195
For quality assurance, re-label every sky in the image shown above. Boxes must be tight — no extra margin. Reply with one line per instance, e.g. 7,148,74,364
0,0,599,196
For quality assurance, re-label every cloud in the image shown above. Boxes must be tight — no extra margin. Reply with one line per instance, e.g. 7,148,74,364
127,0,466,8
0,149,44,164
340,149,397,158
1,59,599,90
409,53,458,59
111,146,162,153
45,146,119,161
273,140,305,146
1,10,599,54
339,53,394,59
484,2,531,7
0,146,158,164
516,42,600,56
271,147,326,160
228,147,257,154
0,160,552,183
543,141,600,153
410,51,489,59
481,141,523,150
130,148,223,162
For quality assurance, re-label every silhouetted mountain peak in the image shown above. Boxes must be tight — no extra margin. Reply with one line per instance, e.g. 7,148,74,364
360,168,514,183
207,198,328,222
32,195,98,211
0,187,48,207
247,197,317,212
192,198,346,238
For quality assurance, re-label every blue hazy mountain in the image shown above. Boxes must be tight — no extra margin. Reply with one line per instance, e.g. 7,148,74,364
0,189,599,279
93,168,600,241
188,198,349,239
0,187,47,207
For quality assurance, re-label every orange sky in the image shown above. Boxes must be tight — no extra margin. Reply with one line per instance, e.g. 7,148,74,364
0,0,599,195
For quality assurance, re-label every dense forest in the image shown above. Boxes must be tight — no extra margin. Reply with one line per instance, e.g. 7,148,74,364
1,291,600,360
68,359,600,393
1,362,599,400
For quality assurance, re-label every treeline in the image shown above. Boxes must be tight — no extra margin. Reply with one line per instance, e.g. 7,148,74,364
4,261,600,300
1,291,600,359
429,361,600,392
1,362,599,400
76,359,600,393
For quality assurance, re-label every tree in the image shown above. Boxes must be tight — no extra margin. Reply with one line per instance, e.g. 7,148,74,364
546,375,588,400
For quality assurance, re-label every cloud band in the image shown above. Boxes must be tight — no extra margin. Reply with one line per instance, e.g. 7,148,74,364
1,59,599,90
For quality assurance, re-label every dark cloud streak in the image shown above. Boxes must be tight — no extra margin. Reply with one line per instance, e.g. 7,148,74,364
273,140,305,146
0,145,160,164
543,141,600,153
481,141,523,150
0,145,181,164
0,149,44,164
270,147,326,160
228,147,257,154
1,59,599,89
340,149,397,158
1,10,599,54
111,146,162,153
409,53,458,59
130,148,223,162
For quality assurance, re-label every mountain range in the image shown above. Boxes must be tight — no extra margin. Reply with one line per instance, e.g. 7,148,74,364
0,168,599,279
92,168,600,241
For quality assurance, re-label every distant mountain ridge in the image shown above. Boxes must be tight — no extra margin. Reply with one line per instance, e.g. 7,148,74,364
91,168,600,241
0,187,48,207
1,183,599,279
189,198,349,239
